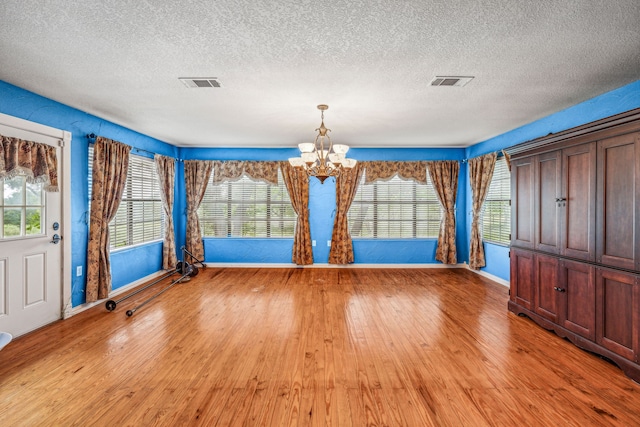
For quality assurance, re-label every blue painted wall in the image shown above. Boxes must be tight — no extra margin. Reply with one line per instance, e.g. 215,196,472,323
464,79,640,282
0,81,178,306
2,78,639,305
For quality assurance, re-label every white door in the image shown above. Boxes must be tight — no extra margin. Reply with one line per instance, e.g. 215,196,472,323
0,119,65,338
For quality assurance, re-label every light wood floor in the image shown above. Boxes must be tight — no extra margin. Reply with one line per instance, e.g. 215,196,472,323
1,268,639,426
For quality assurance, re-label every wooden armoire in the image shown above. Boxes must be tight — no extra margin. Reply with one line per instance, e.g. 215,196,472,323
508,108,640,382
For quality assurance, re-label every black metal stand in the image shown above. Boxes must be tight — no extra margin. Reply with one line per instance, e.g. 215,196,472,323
105,269,179,311
124,246,205,317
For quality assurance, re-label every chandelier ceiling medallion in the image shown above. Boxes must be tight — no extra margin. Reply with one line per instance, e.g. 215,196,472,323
289,104,357,184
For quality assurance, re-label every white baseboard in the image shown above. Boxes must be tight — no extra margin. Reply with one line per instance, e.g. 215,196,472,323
467,266,510,287
69,270,168,317
202,262,467,269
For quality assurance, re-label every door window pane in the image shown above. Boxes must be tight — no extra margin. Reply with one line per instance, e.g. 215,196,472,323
4,208,21,237
26,208,42,235
4,180,24,205
1,176,46,239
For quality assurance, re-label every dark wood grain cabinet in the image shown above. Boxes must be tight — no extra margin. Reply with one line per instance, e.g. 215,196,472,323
508,109,640,382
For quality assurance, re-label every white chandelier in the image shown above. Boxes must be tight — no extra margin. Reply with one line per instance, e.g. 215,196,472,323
288,104,357,183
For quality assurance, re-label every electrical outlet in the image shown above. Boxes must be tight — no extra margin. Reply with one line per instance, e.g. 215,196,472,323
327,240,331,247
312,240,316,246
76,266,82,276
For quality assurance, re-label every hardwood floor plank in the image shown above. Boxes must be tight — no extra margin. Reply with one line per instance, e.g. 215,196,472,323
1,268,639,426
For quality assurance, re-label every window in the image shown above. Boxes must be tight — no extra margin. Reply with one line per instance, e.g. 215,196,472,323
348,172,441,238
89,146,164,249
199,170,295,238
1,176,44,239
482,157,511,245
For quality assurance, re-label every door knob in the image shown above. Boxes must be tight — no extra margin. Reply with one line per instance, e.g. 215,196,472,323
50,234,62,244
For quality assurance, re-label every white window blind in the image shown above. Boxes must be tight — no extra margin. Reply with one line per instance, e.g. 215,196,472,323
199,169,296,238
481,157,511,245
88,146,164,249
348,172,441,238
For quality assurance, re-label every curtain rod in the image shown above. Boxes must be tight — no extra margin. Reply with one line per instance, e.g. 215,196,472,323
462,151,506,163
86,133,182,162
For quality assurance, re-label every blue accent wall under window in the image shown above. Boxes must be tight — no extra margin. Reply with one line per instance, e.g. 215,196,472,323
1,78,638,306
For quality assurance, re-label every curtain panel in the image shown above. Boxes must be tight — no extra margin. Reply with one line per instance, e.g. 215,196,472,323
0,134,59,191
184,160,213,261
86,137,130,302
154,155,178,270
468,152,497,270
427,160,459,264
501,149,512,172
361,161,427,184
212,160,279,184
329,164,364,264
280,162,313,265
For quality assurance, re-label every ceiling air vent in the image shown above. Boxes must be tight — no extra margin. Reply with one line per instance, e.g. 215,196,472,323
179,78,221,88
430,76,474,87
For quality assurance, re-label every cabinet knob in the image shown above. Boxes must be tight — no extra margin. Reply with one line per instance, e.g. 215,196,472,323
554,286,566,293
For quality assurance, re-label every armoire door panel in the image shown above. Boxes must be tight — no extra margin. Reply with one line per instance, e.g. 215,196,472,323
560,259,595,340
596,268,638,361
512,157,535,249
511,249,535,310
535,151,561,254
596,133,639,271
561,143,596,261
534,253,559,322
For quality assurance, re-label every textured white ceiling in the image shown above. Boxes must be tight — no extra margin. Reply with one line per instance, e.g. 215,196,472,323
1,0,639,148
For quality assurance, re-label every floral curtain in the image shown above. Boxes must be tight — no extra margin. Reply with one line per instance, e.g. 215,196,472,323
501,149,511,172
0,134,58,191
468,152,497,270
212,160,279,184
86,137,130,302
329,163,364,264
280,162,313,265
362,161,427,184
155,155,178,270
428,160,459,264
184,160,213,261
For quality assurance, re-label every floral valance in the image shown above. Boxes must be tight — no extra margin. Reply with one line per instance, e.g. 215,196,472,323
212,160,279,185
361,161,428,184
0,134,58,192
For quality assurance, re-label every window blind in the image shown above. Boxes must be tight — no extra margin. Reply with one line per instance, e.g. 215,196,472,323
481,157,511,245
199,169,296,238
88,145,164,249
348,172,441,238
